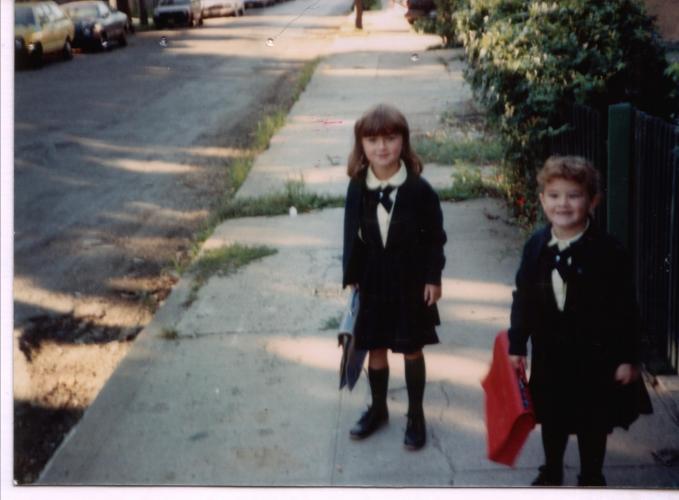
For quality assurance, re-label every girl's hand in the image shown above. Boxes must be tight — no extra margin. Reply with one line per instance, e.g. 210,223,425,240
423,284,442,306
614,363,639,385
509,355,526,370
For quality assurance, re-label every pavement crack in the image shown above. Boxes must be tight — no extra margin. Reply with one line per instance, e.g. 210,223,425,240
430,383,456,485
167,328,318,340
439,382,451,410
429,426,456,486
330,385,345,485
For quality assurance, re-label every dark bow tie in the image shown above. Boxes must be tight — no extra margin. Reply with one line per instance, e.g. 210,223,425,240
547,245,576,282
374,186,394,212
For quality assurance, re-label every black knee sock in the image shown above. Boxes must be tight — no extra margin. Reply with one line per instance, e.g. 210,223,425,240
541,423,568,479
577,430,607,481
368,366,389,411
405,356,426,417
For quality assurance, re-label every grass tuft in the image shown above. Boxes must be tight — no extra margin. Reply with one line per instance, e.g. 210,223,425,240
184,244,277,306
217,179,345,220
159,327,179,340
321,315,342,331
437,166,504,202
413,134,503,166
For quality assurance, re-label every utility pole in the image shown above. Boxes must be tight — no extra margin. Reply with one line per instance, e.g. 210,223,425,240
355,0,363,30
139,0,148,26
115,0,132,26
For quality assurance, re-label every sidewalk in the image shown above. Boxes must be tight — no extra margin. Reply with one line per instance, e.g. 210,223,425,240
38,1,679,490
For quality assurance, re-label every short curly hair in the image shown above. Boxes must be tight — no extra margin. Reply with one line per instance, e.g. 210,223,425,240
537,155,601,199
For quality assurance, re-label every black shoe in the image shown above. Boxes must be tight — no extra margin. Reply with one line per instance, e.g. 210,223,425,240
577,473,606,487
349,405,388,440
403,412,426,450
531,465,563,486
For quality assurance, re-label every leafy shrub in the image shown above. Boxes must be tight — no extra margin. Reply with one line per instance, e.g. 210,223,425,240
453,0,679,221
413,0,465,47
363,0,381,10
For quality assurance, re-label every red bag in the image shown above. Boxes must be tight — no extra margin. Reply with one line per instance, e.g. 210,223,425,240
481,330,536,467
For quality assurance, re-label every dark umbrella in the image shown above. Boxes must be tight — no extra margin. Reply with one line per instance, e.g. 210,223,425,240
338,290,367,390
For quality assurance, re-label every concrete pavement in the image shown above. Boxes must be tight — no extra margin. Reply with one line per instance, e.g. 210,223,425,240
37,0,679,491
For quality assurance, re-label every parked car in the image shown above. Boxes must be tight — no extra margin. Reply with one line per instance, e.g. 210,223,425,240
154,0,203,28
61,1,128,51
201,0,245,19
405,0,436,24
244,0,274,8
14,0,75,68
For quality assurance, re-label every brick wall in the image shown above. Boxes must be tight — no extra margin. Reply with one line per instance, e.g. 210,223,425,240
645,0,679,43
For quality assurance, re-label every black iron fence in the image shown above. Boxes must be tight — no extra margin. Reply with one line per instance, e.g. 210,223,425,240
632,110,679,373
549,103,679,374
549,103,608,231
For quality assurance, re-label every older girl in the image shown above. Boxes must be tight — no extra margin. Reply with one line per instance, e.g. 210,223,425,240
342,104,447,450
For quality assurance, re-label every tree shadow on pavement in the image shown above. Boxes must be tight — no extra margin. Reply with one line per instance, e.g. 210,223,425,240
14,401,84,485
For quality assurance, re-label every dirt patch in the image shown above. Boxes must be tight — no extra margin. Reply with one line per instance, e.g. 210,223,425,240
12,62,314,485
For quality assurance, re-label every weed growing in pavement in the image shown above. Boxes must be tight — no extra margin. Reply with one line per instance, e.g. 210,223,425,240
252,110,287,152
413,133,503,166
321,315,342,331
436,166,504,202
227,156,253,192
293,57,320,103
159,327,179,340
216,178,344,220
183,244,277,307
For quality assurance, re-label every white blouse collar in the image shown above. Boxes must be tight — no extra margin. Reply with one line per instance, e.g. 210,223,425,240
548,219,590,249
366,161,407,190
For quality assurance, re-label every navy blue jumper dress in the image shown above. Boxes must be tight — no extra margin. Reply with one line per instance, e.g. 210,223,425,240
342,170,447,354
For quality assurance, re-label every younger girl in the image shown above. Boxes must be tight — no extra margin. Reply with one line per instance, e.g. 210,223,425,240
342,103,447,450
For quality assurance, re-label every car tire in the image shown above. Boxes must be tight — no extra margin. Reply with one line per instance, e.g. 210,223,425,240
30,44,43,68
197,15,203,26
62,39,73,61
99,32,109,51
118,31,127,47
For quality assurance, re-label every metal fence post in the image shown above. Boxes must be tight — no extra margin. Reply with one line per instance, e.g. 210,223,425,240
607,103,633,248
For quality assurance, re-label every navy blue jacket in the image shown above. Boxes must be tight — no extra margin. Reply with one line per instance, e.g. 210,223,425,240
508,223,651,431
342,171,447,353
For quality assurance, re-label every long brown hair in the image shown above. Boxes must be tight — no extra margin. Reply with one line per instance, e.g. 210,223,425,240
347,103,423,179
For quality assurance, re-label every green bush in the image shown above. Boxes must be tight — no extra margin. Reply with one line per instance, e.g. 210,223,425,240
453,0,679,221
413,0,465,47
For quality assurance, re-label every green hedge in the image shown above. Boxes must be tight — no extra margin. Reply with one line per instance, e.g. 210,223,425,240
451,0,679,221
413,0,465,47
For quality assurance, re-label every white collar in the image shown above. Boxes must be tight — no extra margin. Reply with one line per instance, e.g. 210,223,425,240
366,161,407,190
548,219,590,249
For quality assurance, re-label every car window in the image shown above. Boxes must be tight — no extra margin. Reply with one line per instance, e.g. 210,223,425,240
15,6,36,26
34,4,51,25
98,2,111,16
47,3,66,21
64,4,99,19
159,0,190,5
